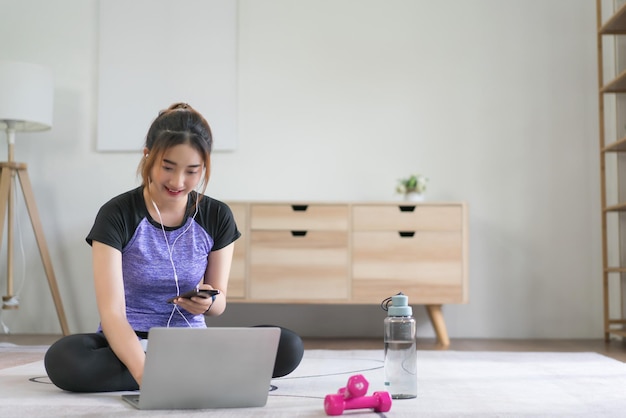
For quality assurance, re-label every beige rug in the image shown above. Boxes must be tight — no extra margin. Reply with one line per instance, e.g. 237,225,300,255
1,348,626,417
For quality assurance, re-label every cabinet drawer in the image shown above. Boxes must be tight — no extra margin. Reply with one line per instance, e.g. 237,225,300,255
250,204,349,231
352,204,462,232
226,203,247,298
249,230,349,300
351,231,466,304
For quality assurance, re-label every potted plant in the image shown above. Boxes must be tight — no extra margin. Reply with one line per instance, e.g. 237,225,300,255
396,174,428,201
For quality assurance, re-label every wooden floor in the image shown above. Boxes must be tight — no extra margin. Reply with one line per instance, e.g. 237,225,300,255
3,334,626,362
307,338,626,362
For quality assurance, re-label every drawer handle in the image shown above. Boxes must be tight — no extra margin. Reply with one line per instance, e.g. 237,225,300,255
291,205,309,211
291,230,308,237
398,231,415,238
398,205,416,212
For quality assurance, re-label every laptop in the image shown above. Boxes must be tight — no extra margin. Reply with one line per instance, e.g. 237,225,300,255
122,326,281,410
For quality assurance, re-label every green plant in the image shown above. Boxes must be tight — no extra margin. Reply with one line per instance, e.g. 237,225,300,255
396,174,428,194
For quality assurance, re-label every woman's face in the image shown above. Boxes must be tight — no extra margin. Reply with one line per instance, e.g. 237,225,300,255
148,144,204,205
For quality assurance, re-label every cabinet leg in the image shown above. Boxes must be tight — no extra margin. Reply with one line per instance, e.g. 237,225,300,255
426,304,449,348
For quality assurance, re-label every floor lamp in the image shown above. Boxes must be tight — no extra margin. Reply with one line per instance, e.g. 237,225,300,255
0,61,69,336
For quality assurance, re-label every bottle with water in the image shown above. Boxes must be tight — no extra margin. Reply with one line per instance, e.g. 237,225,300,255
383,292,417,399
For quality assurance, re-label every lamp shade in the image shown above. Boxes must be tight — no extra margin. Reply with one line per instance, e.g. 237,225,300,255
0,61,53,131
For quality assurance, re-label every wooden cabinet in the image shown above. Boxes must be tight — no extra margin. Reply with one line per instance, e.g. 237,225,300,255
248,203,350,301
225,201,468,347
227,203,247,299
351,204,466,305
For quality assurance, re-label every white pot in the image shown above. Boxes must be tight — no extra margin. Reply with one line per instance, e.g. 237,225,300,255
405,191,424,202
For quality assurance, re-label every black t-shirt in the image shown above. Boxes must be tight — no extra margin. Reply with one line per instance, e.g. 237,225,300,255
86,187,241,329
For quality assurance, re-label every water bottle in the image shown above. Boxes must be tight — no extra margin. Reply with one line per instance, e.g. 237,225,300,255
383,292,417,399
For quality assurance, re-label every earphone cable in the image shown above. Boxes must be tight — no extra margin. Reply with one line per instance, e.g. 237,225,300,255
151,194,199,328
1,177,28,332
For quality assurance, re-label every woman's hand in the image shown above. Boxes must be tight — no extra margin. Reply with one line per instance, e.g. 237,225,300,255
171,284,218,315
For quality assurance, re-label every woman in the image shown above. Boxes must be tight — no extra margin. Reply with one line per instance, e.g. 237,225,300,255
44,103,303,392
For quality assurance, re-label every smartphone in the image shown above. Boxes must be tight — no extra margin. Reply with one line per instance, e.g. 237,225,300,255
166,289,220,303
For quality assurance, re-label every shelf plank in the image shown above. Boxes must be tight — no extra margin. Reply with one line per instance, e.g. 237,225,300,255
600,2,626,34
603,136,626,152
606,329,626,337
606,267,626,273
601,69,626,92
604,202,626,212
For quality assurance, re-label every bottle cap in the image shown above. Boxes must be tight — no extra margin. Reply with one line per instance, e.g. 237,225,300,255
388,293,412,316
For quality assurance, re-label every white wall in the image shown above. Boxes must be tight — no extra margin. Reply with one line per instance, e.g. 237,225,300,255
0,0,601,339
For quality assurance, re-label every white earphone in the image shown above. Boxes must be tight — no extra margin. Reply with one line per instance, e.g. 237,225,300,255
151,195,199,327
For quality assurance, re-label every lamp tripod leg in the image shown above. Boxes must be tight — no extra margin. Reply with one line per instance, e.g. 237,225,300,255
16,167,70,336
0,165,12,309
0,162,69,336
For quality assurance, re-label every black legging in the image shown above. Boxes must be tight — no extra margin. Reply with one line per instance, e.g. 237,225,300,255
44,326,304,393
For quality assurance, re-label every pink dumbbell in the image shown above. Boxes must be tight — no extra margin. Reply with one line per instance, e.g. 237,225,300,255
336,374,369,399
324,391,393,416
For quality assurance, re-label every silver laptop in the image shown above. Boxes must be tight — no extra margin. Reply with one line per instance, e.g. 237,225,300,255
122,327,280,410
